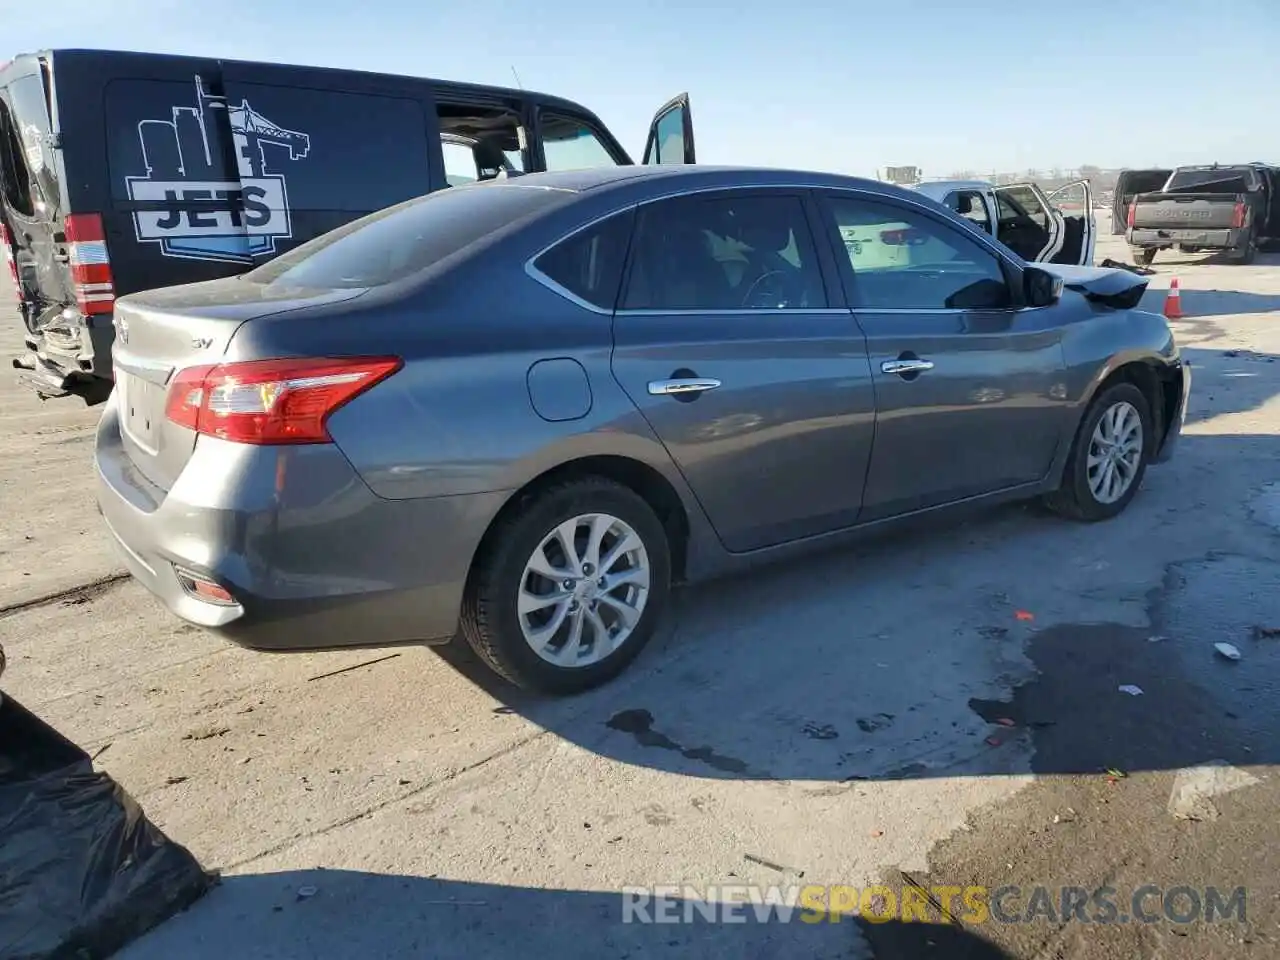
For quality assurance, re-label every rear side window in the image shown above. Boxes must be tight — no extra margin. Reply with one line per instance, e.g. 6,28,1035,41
244,183,571,288
532,209,634,309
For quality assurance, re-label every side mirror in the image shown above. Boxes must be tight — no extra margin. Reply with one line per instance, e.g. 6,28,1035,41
1023,266,1063,307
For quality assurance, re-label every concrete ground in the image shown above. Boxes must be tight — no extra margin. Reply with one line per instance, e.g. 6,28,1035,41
2,215,1278,959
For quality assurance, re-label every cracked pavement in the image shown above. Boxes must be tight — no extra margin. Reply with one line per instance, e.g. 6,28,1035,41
2,218,1278,959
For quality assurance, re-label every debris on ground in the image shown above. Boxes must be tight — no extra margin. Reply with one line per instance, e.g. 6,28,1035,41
296,885,319,900
802,721,839,740
1252,625,1280,640
1015,610,1035,622
1168,761,1261,821
1147,634,1168,643
1118,684,1144,696
1214,642,1242,661
1105,768,1127,784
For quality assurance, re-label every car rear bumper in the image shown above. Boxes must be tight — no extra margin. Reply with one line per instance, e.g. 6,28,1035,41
1127,227,1242,249
94,400,509,651
1153,359,1191,464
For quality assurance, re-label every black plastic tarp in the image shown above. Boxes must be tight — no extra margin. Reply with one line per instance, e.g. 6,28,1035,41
1,692,213,960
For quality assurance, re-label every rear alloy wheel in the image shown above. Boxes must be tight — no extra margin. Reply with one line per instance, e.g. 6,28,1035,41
462,478,671,694
1044,382,1153,522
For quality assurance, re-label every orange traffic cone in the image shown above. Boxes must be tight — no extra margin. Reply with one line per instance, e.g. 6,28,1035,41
1163,277,1183,320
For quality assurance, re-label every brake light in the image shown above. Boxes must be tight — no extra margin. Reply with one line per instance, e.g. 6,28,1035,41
1126,202,1136,229
65,213,116,316
0,224,18,302
1231,202,1246,229
164,356,402,445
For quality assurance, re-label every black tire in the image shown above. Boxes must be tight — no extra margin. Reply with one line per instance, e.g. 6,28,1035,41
461,477,672,695
1227,236,1257,264
1131,247,1157,267
1043,382,1153,522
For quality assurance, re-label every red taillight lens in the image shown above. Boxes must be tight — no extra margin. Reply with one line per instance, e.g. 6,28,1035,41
0,224,18,301
65,213,116,316
1231,202,1246,229
1126,202,1136,229
164,356,403,445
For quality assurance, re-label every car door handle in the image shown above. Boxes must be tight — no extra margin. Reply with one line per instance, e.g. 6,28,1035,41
648,377,722,396
881,359,934,376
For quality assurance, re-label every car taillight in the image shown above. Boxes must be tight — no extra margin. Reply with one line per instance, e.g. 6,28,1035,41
0,224,18,302
65,213,116,316
164,356,402,445
1126,202,1136,229
1231,202,1246,229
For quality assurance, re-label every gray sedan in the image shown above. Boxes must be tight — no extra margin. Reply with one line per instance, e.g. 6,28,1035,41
95,166,1190,694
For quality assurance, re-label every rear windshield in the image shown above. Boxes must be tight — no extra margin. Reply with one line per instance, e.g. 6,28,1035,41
1165,168,1254,194
244,183,571,289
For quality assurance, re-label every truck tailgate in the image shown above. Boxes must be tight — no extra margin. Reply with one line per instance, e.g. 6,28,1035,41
1131,193,1241,231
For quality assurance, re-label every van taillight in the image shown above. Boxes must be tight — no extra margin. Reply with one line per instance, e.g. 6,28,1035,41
164,356,403,445
65,214,116,316
1126,202,1136,229
0,224,18,301
1231,202,1246,229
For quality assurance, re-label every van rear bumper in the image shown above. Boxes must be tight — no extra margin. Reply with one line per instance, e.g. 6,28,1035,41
13,316,115,403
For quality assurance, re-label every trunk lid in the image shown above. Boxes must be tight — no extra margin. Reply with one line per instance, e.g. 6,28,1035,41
112,277,367,492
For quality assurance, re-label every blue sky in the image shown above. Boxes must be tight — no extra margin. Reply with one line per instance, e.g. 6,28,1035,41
3,0,1275,176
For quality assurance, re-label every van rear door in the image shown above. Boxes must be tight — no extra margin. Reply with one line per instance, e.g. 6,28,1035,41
0,63,71,329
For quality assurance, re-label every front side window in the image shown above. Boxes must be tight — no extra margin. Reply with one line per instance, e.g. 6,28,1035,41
532,210,634,309
540,113,620,172
827,196,1012,311
622,194,827,311
245,184,570,289
945,190,991,234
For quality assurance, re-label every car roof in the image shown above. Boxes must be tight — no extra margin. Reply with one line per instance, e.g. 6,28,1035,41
488,165,906,198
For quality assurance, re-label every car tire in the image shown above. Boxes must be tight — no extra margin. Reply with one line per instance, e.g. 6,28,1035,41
1043,382,1153,523
1131,247,1156,267
461,477,672,695
1227,236,1257,265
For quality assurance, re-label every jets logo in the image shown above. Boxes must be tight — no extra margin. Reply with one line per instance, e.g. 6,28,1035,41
126,76,311,264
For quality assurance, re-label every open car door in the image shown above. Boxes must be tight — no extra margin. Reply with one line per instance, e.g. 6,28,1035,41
992,182,1062,263
1045,180,1096,265
642,93,696,165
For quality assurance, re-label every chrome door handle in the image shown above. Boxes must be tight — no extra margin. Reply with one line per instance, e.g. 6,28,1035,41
881,359,934,376
648,378,722,396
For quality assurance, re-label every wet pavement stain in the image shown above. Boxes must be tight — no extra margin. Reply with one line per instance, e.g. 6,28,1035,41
605,709,757,775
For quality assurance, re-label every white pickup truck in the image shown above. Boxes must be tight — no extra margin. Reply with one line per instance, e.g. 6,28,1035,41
911,179,1096,266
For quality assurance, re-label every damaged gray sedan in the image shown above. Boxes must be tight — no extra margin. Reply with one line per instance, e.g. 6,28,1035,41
94,166,1190,694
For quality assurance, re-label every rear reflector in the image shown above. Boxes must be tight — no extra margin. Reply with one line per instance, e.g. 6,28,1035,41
164,356,403,445
173,567,237,605
65,213,116,316
0,224,18,301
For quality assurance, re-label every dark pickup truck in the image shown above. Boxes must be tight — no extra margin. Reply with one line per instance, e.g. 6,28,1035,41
1125,164,1279,265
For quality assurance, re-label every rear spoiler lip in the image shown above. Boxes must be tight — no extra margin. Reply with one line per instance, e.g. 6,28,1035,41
1035,263,1149,311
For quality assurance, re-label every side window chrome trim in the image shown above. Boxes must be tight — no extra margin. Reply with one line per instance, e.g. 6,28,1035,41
616,308,851,317
523,204,638,316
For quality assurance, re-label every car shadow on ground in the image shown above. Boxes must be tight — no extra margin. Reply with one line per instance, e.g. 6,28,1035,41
433,344,1280,787
121,869,1016,960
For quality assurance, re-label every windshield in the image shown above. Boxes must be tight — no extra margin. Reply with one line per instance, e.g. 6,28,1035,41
1165,168,1253,194
244,183,572,289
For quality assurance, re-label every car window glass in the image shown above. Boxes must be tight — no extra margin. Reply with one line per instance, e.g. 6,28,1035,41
441,138,479,186
998,185,1049,232
651,108,685,165
945,190,991,234
622,194,827,311
541,113,620,171
828,196,1011,310
244,184,570,289
533,210,634,310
